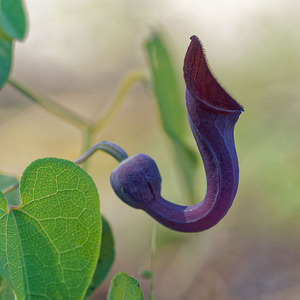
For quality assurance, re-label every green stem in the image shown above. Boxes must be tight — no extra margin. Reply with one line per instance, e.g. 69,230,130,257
8,71,145,171
74,141,128,165
91,70,147,132
149,225,157,300
2,182,19,195
7,77,92,129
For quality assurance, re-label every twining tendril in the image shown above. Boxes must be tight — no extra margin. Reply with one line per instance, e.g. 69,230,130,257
110,36,243,232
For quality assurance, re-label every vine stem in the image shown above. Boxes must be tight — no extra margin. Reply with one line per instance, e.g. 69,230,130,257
91,70,147,132
8,70,147,171
7,70,147,134
7,78,92,129
149,225,157,300
2,182,19,195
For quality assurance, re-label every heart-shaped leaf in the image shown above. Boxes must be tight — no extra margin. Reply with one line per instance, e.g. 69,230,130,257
0,158,101,299
107,272,144,300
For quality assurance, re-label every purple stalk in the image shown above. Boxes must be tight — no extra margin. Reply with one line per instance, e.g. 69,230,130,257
110,36,243,232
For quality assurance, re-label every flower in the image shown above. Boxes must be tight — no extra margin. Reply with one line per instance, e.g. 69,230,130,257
110,36,243,232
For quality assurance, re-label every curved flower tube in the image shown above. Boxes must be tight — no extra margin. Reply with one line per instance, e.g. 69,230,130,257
110,36,243,232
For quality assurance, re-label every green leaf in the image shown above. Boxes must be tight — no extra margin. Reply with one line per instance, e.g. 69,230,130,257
107,272,144,300
145,32,185,140
84,216,115,299
0,0,27,40
144,32,199,203
0,174,21,206
0,30,12,89
0,158,102,299
0,274,15,300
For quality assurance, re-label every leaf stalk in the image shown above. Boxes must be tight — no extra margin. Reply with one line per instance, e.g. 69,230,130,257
2,182,19,195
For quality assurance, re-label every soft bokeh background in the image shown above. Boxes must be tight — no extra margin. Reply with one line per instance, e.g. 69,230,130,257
1,0,300,299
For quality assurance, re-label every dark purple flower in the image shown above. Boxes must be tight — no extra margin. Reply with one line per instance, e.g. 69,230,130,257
110,36,243,232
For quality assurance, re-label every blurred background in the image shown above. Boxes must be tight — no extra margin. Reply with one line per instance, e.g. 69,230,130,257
1,0,300,299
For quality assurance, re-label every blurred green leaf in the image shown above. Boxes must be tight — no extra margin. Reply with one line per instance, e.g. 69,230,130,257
85,216,115,299
0,0,27,40
0,174,20,206
144,32,198,202
145,32,185,140
0,274,14,300
107,272,144,300
0,158,102,299
0,30,12,88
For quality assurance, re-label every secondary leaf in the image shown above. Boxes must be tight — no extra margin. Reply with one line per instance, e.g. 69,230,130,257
0,158,102,300
145,32,185,140
0,0,27,40
84,216,115,299
145,32,198,203
0,174,21,206
107,272,144,300
0,30,12,89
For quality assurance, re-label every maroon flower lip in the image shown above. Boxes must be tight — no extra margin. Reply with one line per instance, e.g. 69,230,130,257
184,35,243,112
110,36,244,232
